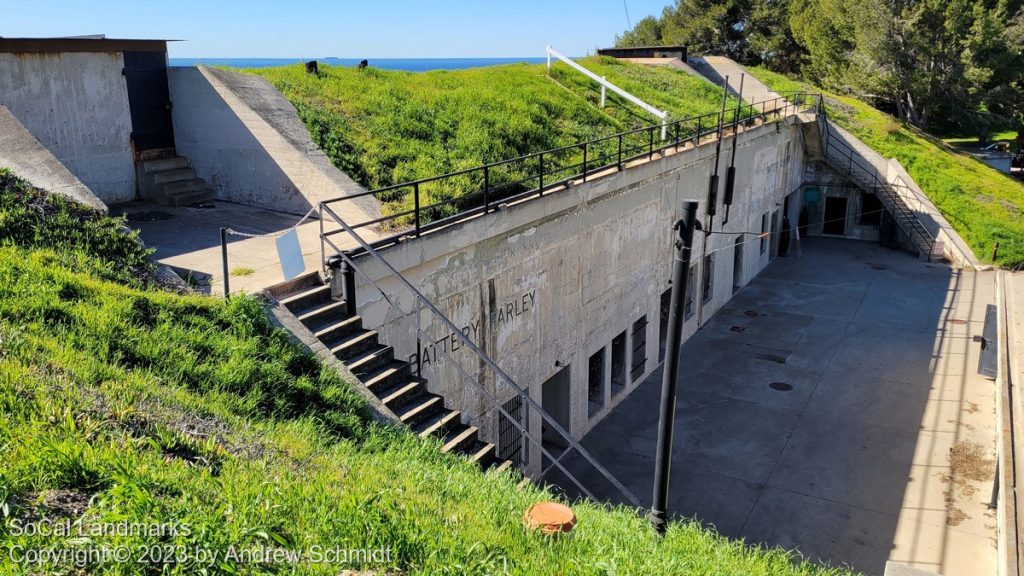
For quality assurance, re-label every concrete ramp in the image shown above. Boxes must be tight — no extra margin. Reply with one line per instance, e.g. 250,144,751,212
688,56,782,105
168,66,380,222
616,57,720,88
0,105,106,211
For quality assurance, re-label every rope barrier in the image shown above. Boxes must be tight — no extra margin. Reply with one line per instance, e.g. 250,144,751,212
224,205,318,239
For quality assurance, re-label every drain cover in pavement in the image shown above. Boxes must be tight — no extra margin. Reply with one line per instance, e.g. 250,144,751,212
769,382,793,392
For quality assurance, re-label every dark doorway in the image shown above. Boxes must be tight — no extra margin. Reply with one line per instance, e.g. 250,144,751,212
733,237,744,293
823,196,849,235
611,331,627,398
123,51,175,156
541,365,572,451
859,192,883,226
770,210,780,257
587,348,606,418
630,316,648,382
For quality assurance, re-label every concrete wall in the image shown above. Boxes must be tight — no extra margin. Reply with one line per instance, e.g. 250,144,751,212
168,66,380,220
0,105,106,211
350,118,806,475
0,52,135,204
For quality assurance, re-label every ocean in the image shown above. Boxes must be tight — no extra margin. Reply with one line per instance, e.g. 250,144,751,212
168,57,549,71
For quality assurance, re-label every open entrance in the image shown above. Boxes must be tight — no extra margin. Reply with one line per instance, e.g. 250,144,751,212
859,191,883,226
541,365,572,454
588,348,606,418
611,331,627,398
733,237,744,293
823,196,848,235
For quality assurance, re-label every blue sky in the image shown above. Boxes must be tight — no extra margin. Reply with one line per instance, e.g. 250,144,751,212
1,0,671,58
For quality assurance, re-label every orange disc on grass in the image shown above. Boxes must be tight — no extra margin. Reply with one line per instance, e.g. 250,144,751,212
523,502,576,535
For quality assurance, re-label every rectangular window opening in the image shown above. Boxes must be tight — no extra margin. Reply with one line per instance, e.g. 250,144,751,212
588,348,606,418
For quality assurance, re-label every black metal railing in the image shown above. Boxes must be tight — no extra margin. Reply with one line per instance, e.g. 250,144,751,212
320,92,820,260
820,121,936,255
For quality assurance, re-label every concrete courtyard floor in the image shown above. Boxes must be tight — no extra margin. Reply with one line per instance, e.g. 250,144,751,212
111,200,374,295
554,238,997,576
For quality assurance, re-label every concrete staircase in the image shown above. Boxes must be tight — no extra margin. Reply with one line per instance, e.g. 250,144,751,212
136,156,216,207
822,139,938,259
277,280,514,473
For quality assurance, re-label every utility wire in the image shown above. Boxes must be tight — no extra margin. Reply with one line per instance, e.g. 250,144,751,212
623,0,632,30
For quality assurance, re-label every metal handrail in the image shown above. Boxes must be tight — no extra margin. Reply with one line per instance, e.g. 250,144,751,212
319,202,642,506
321,92,820,259
820,122,936,252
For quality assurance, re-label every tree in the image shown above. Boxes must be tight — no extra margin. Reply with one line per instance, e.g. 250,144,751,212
616,15,664,46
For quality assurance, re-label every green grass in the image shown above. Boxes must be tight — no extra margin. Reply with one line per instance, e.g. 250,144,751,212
941,130,1018,147
230,266,256,277
0,171,855,574
244,58,742,224
749,67,1024,267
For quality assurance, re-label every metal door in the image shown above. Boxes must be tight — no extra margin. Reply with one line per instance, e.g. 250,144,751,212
123,51,175,154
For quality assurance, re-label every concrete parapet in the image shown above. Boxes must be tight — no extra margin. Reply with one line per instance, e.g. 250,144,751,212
0,104,106,211
168,66,380,221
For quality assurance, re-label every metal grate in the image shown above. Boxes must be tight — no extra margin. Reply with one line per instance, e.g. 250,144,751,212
497,394,528,468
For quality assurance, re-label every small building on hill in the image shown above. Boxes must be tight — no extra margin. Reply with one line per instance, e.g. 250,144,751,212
0,36,175,204
597,45,687,60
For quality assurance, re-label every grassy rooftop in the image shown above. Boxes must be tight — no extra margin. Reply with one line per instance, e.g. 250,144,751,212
244,58,741,222
749,67,1024,268
0,170,853,574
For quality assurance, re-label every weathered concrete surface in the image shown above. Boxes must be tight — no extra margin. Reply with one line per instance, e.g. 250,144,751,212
350,117,803,475
1001,270,1024,576
555,238,997,576
824,123,981,268
688,55,781,105
168,66,380,220
112,199,381,296
0,105,106,211
0,52,135,203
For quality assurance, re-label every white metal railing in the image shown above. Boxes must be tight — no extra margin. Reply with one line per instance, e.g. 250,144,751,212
546,45,669,140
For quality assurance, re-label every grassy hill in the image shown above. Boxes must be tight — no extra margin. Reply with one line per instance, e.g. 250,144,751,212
749,67,1024,268
0,170,853,575
244,58,740,221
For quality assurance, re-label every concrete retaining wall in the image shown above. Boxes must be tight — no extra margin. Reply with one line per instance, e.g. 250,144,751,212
0,104,106,211
0,52,135,204
350,119,804,473
168,66,380,220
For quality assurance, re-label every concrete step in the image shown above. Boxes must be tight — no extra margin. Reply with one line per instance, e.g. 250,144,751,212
347,344,396,376
490,459,514,475
399,395,444,427
331,330,379,360
381,379,424,410
295,297,347,325
161,178,209,196
362,361,411,394
152,167,196,185
441,426,479,455
281,284,332,314
467,442,496,465
166,187,216,207
414,408,462,438
314,315,363,344
142,156,188,173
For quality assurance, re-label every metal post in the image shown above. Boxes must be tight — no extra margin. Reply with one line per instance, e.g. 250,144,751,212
340,258,357,316
617,134,623,170
414,182,421,235
988,461,1000,510
695,117,702,145
220,227,230,297
649,128,655,160
582,142,588,182
483,165,490,213
648,201,698,534
539,152,545,193
992,241,1000,262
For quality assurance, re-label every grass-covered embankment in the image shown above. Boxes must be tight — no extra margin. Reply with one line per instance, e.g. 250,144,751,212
0,169,853,574
749,67,1024,267
244,57,740,222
